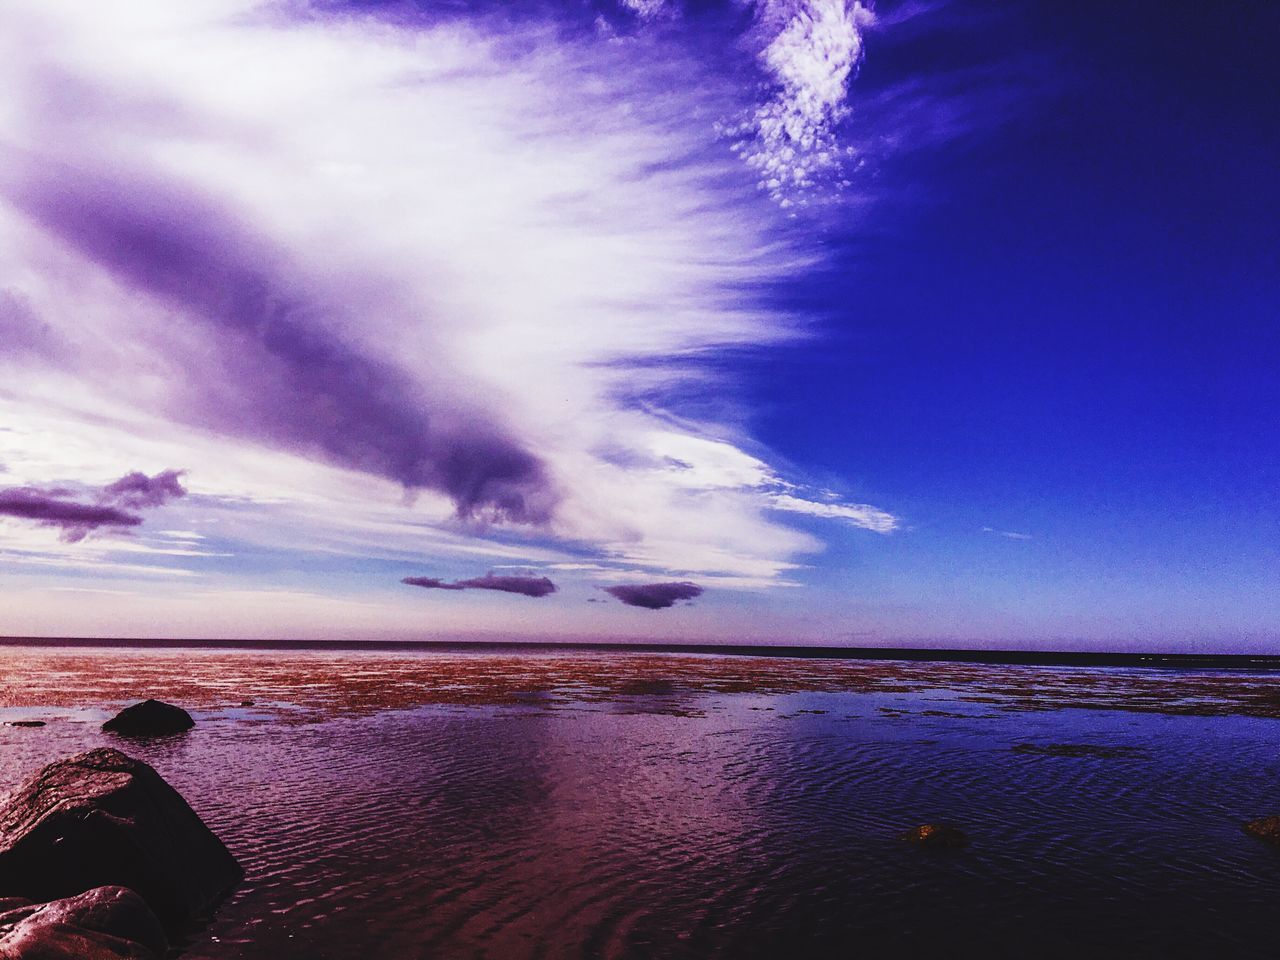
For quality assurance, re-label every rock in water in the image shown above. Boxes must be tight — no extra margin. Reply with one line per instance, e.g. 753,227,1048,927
101,700,194,737
0,886,167,959
0,749,242,929
1244,815,1280,846
901,823,970,848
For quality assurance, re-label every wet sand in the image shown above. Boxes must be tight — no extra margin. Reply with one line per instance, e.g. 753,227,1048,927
1,645,1279,721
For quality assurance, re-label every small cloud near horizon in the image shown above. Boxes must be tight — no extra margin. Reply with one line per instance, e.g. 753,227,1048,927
603,581,703,610
402,572,558,598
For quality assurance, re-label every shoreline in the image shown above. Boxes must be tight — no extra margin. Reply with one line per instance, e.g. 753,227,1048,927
1,635,1278,672
2,645,1280,721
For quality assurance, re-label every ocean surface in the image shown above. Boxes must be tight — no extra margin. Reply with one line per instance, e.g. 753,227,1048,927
1,642,1279,959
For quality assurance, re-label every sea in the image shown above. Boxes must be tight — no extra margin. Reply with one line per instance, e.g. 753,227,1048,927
1,639,1278,959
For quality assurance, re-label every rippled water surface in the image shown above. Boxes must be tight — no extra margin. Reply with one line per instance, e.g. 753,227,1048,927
2,645,1279,959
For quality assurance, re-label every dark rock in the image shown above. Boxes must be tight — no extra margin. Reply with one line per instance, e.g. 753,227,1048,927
0,748,242,930
901,823,970,849
2,723,44,730
238,700,255,707
0,886,167,959
102,700,194,738
1244,815,1280,846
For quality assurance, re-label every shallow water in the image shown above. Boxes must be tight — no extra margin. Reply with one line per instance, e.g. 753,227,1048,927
1,646,1279,959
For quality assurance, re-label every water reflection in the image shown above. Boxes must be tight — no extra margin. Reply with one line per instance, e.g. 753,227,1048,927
0,651,1278,958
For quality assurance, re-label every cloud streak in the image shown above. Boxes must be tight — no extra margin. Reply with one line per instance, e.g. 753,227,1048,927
769,493,899,533
982,526,1032,541
0,469,186,542
0,490,141,542
402,572,558,598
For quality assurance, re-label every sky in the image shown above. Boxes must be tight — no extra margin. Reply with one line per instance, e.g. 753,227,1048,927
0,0,1276,650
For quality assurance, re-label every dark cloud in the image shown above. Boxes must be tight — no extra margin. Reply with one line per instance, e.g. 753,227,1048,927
0,489,141,543
100,469,187,509
7,157,555,525
602,581,703,609
402,572,557,598
401,576,465,591
456,573,557,597
0,469,187,542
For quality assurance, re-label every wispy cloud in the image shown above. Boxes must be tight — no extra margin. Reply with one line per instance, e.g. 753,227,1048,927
0,547,197,578
769,493,899,533
982,526,1032,541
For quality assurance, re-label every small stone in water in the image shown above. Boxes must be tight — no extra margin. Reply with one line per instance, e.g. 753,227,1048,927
1244,816,1280,846
901,823,970,848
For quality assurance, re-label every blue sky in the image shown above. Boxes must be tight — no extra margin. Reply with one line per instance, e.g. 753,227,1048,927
0,0,1275,649
740,0,1280,647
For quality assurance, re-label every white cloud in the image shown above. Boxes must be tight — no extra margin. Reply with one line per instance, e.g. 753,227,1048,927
727,0,875,205
770,492,899,533
0,0,900,597
618,0,673,20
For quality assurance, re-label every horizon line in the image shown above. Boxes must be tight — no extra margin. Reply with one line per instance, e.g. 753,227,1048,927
2,636,1278,671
